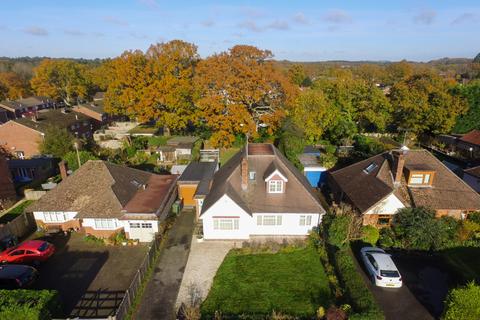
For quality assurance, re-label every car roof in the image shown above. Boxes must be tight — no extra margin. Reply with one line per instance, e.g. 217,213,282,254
370,252,398,270
19,240,45,250
0,264,33,278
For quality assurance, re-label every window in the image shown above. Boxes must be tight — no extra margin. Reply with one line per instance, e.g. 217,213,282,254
378,215,392,226
15,151,25,159
10,250,25,256
130,222,152,229
249,171,256,180
366,254,378,270
44,212,66,222
213,218,239,230
409,172,433,185
141,223,153,228
268,180,283,193
299,215,312,226
363,163,378,174
130,223,141,228
94,219,116,230
257,215,282,226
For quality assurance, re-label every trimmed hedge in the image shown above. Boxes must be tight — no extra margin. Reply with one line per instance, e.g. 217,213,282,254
334,248,384,320
0,290,61,320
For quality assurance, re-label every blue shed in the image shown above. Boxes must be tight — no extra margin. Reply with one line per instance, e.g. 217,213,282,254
304,166,327,188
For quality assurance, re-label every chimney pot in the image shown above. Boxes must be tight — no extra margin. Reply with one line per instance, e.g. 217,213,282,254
241,157,248,190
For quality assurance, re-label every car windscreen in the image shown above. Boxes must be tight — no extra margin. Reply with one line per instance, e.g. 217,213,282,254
37,242,49,252
381,270,400,278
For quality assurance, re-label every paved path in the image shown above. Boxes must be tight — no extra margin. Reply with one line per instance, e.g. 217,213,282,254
176,240,235,309
134,211,195,320
352,250,434,320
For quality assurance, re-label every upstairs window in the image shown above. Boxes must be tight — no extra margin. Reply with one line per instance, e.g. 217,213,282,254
268,180,283,193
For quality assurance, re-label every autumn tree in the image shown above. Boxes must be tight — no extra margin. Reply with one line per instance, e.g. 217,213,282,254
0,72,29,100
287,64,310,87
390,73,467,134
291,89,340,143
195,45,297,147
30,59,91,105
104,40,199,134
384,60,414,85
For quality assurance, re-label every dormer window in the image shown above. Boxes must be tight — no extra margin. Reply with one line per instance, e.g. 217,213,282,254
408,171,434,186
268,180,284,193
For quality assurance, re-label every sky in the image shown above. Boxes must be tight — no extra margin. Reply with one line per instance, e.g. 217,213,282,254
0,0,479,61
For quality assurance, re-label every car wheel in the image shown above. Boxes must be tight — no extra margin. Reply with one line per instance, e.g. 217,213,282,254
0,260,6,264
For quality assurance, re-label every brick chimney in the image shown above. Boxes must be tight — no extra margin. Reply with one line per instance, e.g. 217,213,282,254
241,157,248,190
393,150,407,186
59,160,68,180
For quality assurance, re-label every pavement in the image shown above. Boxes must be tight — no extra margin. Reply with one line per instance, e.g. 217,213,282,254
134,210,195,320
176,239,235,309
351,250,434,320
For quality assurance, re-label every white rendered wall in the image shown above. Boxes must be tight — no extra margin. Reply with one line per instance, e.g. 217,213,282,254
364,193,405,215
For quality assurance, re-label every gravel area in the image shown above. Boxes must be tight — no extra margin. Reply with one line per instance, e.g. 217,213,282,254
175,239,236,310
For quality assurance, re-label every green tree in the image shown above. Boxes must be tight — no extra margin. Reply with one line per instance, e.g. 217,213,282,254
287,64,308,86
39,126,74,158
63,150,98,171
474,53,480,63
390,73,467,134
30,59,91,106
278,118,305,169
443,282,480,320
453,80,480,133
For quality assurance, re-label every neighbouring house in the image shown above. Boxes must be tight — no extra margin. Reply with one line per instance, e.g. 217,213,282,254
167,136,199,159
0,96,56,121
328,149,480,227
0,155,17,204
199,143,326,240
157,146,177,163
0,109,7,124
8,157,58,185
457,130,480,159
28,160,178,242
0,109,93,158
170,164,188,175
93,92,105,102
298,146,327,188
73,103,109,129
177,161,218,217
463,166,480,193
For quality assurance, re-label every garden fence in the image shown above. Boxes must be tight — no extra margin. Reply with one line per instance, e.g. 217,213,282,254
0,212,37,240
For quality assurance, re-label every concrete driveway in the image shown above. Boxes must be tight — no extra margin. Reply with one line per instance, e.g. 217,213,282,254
351,249,434,320
134,210,195,320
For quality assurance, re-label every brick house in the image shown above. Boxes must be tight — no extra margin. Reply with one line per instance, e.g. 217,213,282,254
27,160,178,242
0,109,93,158
0,96,56,121
328,149,480,227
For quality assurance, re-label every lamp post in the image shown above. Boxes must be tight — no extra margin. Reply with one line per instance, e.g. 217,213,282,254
73,141,81,169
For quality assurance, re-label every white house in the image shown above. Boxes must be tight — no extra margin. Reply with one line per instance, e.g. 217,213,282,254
29,160,177,242
199,144,326,240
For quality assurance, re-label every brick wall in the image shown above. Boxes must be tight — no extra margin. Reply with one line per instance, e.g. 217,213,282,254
36,219,81,231
83,226,124,238
0,121,43,158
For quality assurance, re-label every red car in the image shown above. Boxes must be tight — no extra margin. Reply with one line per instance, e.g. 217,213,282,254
0,240,55,264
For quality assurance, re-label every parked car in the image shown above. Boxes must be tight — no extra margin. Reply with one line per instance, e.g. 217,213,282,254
0,240,55,265
0,235,18,252
0,264,38,289
360,247,402,288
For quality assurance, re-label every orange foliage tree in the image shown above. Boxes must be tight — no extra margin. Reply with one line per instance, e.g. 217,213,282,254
103,40,199,134
0,72,29,100
194,45,297,147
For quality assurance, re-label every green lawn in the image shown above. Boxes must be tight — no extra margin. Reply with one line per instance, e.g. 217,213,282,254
440,247,480,283
220,148,240,165
201,247,332,318
0,200,34,224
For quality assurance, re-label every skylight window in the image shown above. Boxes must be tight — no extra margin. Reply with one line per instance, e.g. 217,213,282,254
363,163,378,174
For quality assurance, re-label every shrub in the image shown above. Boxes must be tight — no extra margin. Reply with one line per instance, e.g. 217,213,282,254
83,234,105,245
378,227,396,248
326,214,352,249
0,290,61,320
468,211,480,224
320,153,338,169
361,226,379,246
334,249,383,319
108,230,128,245
443,282,480,320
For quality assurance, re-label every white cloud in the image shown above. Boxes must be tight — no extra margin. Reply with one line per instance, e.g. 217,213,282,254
324,10,352,24
293,12,309,25
23,26,48,36
451,13,477,25
103,16,129,26
413,9,436,25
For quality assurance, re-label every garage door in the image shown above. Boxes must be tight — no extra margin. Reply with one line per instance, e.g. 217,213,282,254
129,222,155,242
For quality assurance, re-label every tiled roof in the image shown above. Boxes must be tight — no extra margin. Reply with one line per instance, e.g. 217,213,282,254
460,130,480,146
13,109,89,133
465,166,480,179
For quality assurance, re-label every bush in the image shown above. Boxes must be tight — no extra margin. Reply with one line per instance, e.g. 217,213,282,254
320,153,338,169
0,290,61,320
108,230,128,245
83,234,105,245
468,211,480,224
334,249,383,319
361,226,379,246
443,282,480,320
378,227,396,248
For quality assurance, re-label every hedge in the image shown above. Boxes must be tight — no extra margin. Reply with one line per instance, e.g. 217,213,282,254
0,290,61,320
334,248,384,320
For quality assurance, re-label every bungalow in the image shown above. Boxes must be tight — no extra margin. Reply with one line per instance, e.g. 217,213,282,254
177,161,218,218
27,160,178,242
199,143,326,240
463,166,480,193
328,149,480,227
0,109,93,158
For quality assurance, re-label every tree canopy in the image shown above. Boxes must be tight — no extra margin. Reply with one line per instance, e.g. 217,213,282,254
39,126,74,158
453,80,480,133
0,72,29,100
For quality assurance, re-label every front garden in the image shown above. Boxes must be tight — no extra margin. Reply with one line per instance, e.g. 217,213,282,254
201,245,332,319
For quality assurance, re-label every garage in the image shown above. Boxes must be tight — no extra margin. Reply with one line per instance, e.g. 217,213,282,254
127,221,157,242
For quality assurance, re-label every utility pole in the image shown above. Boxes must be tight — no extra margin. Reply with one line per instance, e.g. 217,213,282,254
73,141,81,169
